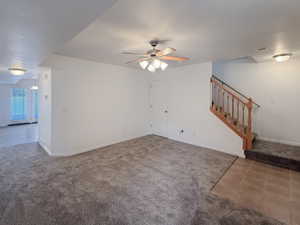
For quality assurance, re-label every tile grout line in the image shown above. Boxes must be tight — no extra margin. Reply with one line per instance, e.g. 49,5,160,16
210,156,239,192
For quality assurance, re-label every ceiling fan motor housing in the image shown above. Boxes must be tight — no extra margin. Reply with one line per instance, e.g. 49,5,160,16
123,40,188,65
149,40,163,56
150,40,159,48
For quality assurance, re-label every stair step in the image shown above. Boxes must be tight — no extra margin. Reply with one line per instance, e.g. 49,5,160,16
245,140,300,172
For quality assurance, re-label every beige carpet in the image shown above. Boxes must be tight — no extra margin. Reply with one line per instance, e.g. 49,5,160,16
0,135,284,225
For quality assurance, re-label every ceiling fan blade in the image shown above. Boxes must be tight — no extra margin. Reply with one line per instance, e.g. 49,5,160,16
121,51,146,56
125,57,149,64
157,47,176,56
160,56,189,61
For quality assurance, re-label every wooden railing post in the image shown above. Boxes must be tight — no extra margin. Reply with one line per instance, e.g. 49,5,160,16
246,98,253,150
210,78,213,107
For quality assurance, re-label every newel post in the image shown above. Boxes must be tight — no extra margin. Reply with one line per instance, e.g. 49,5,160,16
210,78,214,108
246,98,253,150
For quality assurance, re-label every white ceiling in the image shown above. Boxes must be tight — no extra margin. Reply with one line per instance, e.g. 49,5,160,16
1,0,300,79
0,0,117,83
56,0,300,68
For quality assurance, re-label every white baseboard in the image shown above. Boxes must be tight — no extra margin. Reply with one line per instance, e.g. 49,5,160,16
47,133,150,157
39,140,52,155
257,136,300,147
165,136,245,158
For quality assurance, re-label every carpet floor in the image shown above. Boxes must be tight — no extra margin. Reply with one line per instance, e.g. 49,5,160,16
0,135,284,225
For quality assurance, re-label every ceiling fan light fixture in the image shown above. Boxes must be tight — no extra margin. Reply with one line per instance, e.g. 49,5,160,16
8,67,26,76
273,53,292,63
123,40,189,72
152,59,161,69
147,64,156,72
139,61,149,69
160,61,168,71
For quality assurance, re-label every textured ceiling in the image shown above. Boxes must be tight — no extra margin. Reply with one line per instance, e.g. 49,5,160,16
57,0,300,68
0,0,117,82
1,0,300,81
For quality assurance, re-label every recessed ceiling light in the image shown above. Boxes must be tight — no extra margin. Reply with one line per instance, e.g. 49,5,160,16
273,53,292,63
8,67,27,76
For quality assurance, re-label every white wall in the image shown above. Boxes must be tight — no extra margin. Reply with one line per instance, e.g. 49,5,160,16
38,69,52,154
43,55,150,156
150,62,244,157
213,57,300,146
40,55,245,157
0,85,11,127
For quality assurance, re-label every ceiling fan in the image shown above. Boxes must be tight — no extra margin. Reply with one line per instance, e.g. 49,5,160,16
122,40,189,72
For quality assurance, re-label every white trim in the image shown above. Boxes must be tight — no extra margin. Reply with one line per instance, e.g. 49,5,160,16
39,140,52,155
47,134,150,157
257,136,300,147
167,136,245,158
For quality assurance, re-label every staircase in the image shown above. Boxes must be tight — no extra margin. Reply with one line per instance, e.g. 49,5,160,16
210,75,300,172
210,75,259,150
245,140,300,171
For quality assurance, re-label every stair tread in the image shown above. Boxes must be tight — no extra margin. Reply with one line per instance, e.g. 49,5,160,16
245,140,300,171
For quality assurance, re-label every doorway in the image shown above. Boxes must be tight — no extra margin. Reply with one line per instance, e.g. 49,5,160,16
150,81,169,138
10,87,39,124
0,78,39,148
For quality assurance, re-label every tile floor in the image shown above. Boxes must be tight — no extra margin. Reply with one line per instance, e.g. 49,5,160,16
0,124,38,148
212,158,300,225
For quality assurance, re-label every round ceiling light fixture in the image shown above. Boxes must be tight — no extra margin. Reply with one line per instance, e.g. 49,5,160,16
30,86,39,90
8,67,27,76
273,53,292,63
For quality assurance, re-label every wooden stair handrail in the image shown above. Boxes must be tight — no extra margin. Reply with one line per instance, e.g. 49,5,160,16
212,75,260,107
210,76,256,150
211,78,248,105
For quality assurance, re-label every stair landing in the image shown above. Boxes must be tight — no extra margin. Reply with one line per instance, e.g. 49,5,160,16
245,140,300,172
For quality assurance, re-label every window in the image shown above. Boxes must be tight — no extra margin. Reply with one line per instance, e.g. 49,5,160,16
33,91,39,121
11,88,27,121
